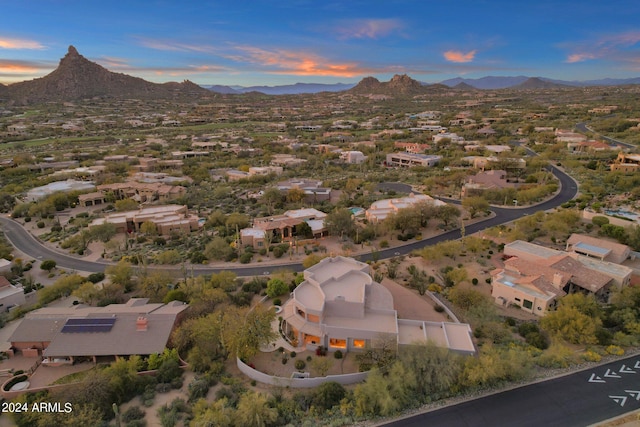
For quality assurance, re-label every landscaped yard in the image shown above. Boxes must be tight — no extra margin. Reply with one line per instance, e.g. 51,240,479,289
249,349,360,378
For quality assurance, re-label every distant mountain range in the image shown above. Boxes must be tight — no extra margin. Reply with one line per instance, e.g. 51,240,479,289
206,75,640,94
440,75,640,89
1,46,639,104
1,46,210,104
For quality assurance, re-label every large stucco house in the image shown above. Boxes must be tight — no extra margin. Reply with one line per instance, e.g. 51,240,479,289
281,256,475,354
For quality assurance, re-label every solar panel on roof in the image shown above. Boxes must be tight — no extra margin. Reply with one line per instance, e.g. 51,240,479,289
61,317,116,333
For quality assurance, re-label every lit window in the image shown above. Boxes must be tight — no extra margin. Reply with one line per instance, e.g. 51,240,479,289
329,338,347,349
353,339,366,348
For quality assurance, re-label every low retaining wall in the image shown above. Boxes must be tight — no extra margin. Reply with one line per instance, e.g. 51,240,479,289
582,210,637,228
237,358,368,388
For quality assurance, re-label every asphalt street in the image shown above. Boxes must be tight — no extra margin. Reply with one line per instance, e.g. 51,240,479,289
383,354,640,427
0,161,578,276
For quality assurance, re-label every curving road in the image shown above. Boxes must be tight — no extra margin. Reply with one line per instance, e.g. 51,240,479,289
576,121,635,149
0,160,578,276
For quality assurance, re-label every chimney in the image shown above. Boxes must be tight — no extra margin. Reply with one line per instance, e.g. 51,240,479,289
136,316,148,332
552,273,563,288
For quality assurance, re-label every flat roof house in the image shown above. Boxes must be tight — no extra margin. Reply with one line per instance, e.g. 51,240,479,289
566,233,631,264
386,152,442,168
281,256,475,355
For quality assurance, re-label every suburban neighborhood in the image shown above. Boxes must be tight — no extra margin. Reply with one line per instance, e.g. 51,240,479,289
1,46,640,427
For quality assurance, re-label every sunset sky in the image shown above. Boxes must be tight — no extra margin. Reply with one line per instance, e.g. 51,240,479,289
1,0,639,86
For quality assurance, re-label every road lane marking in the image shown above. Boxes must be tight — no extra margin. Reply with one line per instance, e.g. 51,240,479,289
610,395,627,407
588,373,606,383
619,365,636,374
625,390,640,401
604,369,621,378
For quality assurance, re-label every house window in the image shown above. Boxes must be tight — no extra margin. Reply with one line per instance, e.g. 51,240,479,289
329,338,347,349
523,299,533,309
257,241,263,247
515,298,521,302
353,339,366,349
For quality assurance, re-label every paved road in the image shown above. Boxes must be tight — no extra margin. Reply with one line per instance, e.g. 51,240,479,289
383,354,640,427
0,156,578,276
576,122,636,149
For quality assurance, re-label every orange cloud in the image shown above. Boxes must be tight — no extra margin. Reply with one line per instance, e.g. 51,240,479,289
443,50,477,63
335,19,404,40
0,37,44,49
566,53,597,63
227,45,370,77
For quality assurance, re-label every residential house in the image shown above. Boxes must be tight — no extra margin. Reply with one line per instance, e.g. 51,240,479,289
502,240,632,292
276,179,332,203
8,298,188,362
366,193,445,223
247,208,328,246
0,276,26,312
90,204,200,235
566,233,631,264
461,170,515,197
281,256,475,354
610,152,640,172
339,151,367,164
386,152,442,168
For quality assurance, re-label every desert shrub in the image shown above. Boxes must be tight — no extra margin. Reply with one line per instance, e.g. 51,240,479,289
334,350,343,359
87,272,105,283
239,252,253,264
122,406,145,422
605,345,624,356
40,259,56,271
188,378,210,402
290,351,296,358
592,216,610,227
295,360,306,370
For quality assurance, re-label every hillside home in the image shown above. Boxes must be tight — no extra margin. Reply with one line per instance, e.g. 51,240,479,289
610,152,640,172
281,257,475,354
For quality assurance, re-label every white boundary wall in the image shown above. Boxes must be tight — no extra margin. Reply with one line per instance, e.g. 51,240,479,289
237,358,369,388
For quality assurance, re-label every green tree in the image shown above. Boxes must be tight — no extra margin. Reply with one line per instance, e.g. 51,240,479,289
205,237,234,261
210,271,238,292
266,278,288,298
434,204,460,227
139,220,158,235
225,212,250,231
105,259,134,290
234,392,277,427
88,222,117,243
540,295,602,345
462,196,489,218
312,382,346,411
261,188,283,215
115,198,138,212
325,208,356,239
296,221,314,239
40,259,56,271
72,282,100,305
